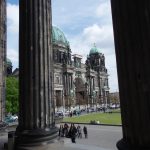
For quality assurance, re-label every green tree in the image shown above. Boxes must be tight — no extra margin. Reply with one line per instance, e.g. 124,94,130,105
109,93,120,105
6,77,19,114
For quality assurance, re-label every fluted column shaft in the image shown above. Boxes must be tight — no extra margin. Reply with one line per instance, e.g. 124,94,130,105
0,0,6,122
15,0,57,147
111,0,150,149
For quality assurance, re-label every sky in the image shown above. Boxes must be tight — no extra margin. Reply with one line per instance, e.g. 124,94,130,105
7,0,118,92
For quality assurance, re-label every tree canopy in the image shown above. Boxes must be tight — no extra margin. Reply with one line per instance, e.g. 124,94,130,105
6,77,19,114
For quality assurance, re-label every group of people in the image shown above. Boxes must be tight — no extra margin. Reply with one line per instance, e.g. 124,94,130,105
58,123,88,143
68,110,81,117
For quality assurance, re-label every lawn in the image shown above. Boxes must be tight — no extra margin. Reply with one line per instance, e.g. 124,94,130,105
63,112,121,125
112,108,121,113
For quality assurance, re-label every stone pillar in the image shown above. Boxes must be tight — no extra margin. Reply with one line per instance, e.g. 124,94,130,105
62,90,65,112
54,90,56,112
89,76,92,107
66,73,70,109
98,75,101,105
111,0,150,149
15,0,58,148
0,0,6,122
93,77,95,90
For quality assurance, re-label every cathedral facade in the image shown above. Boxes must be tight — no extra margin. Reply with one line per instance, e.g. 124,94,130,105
0,0,6,121
52,26,109,111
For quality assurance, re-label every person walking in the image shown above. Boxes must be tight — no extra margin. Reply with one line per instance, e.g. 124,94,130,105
68,123,73,138
77,125,82,138
83,126,88,138
58,125,64,137
70,124,77,143
63,123,69,137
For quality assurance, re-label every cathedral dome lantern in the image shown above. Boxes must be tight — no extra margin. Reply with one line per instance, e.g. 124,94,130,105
89,44,100,55
52,26,70,48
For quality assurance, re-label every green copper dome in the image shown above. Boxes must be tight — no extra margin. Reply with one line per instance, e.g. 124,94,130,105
89,44,100,55
52,26,69,47
6,58,12,66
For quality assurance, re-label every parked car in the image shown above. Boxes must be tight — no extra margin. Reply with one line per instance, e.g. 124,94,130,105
55,111,64,117
97,107,103,111
5,115,18,123
64,110,70,116
73,109,81,115
11,115,18,120
87,107,95,113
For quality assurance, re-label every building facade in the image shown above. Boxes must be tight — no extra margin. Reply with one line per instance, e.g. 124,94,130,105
52,26,109,111
0,0,6,122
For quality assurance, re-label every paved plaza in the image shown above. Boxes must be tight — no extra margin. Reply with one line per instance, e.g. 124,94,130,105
0,125,122,150
73,125,122,150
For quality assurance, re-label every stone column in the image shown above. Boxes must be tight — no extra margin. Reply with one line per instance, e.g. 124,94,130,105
111,0,150,149
54,90,56,112
0,0,6,122
62,90,65,112
66,73,69,109
15,0,57,148
89,76,92,107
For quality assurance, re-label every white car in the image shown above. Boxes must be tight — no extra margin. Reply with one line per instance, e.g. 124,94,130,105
11,115,18,121
62,110,70,116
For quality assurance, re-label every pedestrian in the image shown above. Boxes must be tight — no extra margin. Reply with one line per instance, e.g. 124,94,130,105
70,111,73,117
77,125,82,138
83,126,88,138
68,123,73,138
64,123,69,137
58,125,64,137
70,124,77,143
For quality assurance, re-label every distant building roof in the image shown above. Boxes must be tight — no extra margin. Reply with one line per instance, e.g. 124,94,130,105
12,68,19,77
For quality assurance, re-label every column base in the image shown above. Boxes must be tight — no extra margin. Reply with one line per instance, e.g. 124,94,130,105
117,138,150,150
116,139,130,150
14,127,58,150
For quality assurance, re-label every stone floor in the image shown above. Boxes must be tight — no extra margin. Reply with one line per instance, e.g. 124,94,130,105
18,138,113,150
0,125,122,150
0,130,7,150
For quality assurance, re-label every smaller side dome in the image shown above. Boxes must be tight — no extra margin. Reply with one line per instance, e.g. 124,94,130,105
6,58,12,66
89,44,100,55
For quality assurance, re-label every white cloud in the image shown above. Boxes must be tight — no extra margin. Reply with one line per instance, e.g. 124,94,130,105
7,48,18,63
82,24,114,53
105,54,118,92
70,24,114,56
95,1,111,18
7,3,19,34
7,48,19,70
